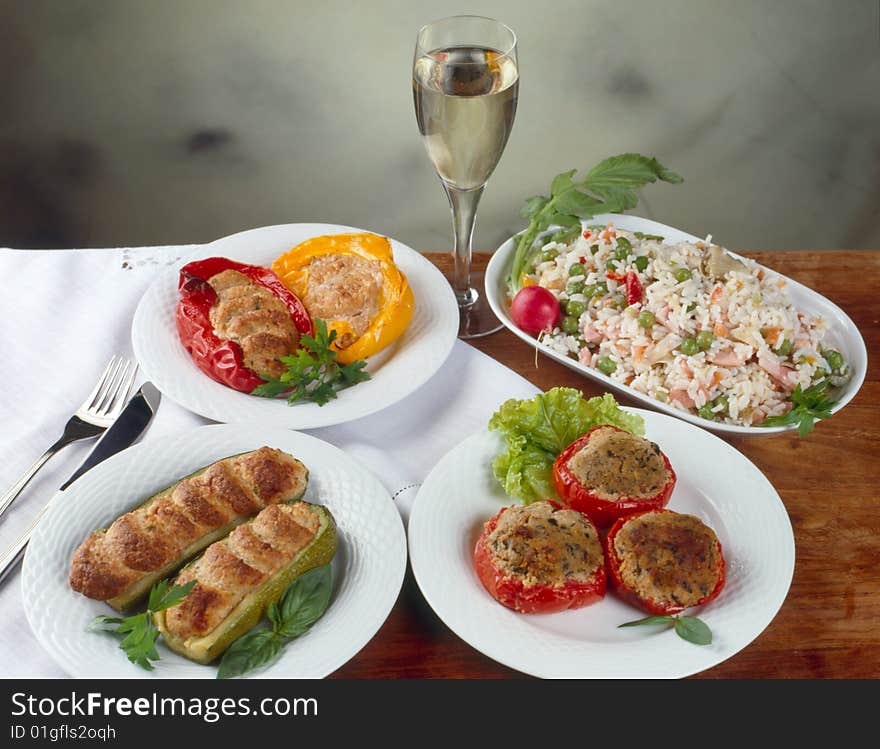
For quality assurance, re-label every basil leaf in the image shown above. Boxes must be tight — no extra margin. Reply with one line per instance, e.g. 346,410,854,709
618,615,675,628
217,629,284,680
674,616,713,645
276,565,333,638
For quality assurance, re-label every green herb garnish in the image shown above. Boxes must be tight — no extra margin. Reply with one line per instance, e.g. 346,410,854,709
89,579,196,670
508,153,683,293
764,380,837,437
217,564,333,679
619,614,713,646
252,319,371,406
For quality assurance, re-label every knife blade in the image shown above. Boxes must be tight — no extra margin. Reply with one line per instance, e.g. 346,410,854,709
0,382,161,584
59,382,161,490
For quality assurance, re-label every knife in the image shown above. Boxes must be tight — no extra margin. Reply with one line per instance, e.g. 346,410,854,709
0,382,161,584
59,382,161,490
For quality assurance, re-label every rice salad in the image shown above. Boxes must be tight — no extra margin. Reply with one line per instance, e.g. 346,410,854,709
523,223,850,427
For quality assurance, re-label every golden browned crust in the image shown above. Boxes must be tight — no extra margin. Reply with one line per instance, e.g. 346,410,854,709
69,448,307,602
163,503,320,640
613,511,722,608
302,254,382,349
207,269,300,379
486,501,603,587
567,427,670,501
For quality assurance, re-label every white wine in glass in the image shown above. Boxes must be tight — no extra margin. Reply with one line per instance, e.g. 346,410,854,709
413,16,518,338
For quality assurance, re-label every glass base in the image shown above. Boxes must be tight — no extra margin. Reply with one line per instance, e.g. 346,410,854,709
454,270,503,339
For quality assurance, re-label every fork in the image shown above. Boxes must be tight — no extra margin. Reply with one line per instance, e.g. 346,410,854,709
0,356,137,521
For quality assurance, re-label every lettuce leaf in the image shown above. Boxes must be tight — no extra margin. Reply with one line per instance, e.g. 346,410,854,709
489,388,644,504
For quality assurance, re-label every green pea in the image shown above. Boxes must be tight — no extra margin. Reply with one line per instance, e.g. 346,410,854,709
812,367,827,381
712,394,729,413
605,259,617,270
674,267,692,283
597,356,616,375
696,330,715,351
616,236,632,253
540,249,558,262
634,256,649,272
774,338,793,357
585,282,607,299
823,349,844,371
680,338,699,356
561,316,579,334
638,310,655,329
697,404,716,420
567,280,585,295
590,244,600,255
568,262,586,278
565,300,586,318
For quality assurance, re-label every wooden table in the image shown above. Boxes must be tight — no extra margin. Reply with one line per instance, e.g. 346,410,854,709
333,251,879,679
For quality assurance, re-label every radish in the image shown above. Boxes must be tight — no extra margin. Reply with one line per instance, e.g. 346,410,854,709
510,286,561,335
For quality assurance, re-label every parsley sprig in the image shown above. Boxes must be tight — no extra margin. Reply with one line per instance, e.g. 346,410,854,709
619,614,712,646
764,380,838,437
509,153,683,293
89,579,196,670
252,319,371,406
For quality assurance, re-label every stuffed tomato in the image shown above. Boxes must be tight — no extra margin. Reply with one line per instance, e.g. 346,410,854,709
552,425,676,528
605,509,725,616
176,257,313,392
473,500,606,614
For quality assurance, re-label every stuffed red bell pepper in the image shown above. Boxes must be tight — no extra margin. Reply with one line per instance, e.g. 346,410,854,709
605,509,726,615
176,257,313,392
552,425,675,528
473,500,606,614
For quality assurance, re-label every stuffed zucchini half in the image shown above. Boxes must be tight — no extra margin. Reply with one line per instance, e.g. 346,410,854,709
69,447,309,611
154,501,336,664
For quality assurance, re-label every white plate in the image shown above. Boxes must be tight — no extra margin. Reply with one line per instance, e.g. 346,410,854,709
22,423,407,679
133,223,459,429
485,213,867,436
408,408,795,679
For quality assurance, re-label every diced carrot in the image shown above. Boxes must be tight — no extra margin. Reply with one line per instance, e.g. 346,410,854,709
713,321,729,338
762,327,782,346
710,286,724,303
757,268,764,280
521,274,536,287
633,345,647,363
712,370,725,386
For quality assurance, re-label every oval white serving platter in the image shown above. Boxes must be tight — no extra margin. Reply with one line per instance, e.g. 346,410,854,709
22,423,407,679
408,408,795,679
485,213,867,436
133,223,459,429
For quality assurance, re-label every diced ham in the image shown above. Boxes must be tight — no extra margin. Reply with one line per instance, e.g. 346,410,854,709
710,346,747,367
669,389,695,408
758,350,797,391
583,324,603,344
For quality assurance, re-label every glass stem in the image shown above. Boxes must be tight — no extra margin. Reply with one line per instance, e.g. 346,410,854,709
443,182,484,307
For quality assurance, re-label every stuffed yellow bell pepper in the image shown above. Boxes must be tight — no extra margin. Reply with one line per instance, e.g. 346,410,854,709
271,233,415,364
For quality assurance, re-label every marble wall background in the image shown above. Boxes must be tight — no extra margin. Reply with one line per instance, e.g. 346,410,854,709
1,0,877,251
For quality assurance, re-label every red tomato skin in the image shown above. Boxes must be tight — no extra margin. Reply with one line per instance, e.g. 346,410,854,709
604,509,726,615
510,286,562,336
473,504,606,614
551,425,676,528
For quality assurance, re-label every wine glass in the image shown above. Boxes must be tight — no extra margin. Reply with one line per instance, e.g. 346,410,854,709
413,15,518,338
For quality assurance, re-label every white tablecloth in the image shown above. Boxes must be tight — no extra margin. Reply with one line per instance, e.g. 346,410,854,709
0,244,539,678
